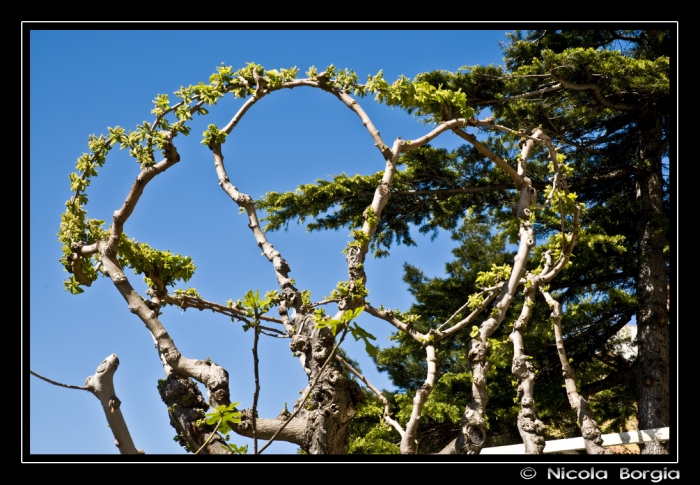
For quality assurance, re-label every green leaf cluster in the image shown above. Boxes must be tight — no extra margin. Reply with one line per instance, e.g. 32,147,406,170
365,71,474,122
202,402,241,434
326,279,369,302
313,307,363,337
201,124,227,148
347,320,378,358
117,235,196,287
343,229,370,255
475,263,512,289
349,421,400,454
197,402,247,453
173,287,202,299
58,133,113,290
240,289,278,319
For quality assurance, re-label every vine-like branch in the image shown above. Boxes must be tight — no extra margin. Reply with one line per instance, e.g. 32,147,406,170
251,324,261,453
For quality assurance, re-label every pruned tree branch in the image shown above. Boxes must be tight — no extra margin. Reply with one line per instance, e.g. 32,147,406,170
33,355,143,454
106,133,181,252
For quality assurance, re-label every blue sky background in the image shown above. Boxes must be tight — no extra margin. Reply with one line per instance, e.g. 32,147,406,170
28,28,518,455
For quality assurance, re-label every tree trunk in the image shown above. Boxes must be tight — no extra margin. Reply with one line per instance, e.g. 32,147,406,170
634,116,670,454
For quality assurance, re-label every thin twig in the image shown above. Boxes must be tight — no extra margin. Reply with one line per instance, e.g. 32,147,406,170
309,299,340,309
30,370,89,390
252,324,261,454
194,418,222,455
259,326,290,338
437,298,475,332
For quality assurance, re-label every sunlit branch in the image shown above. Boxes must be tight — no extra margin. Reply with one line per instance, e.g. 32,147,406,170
540,288,609,454
401,344,437,454
437,284,503,339
308,299,340,309
510,277,545,454
106,136,181,251
401,118,478,152
211,143,302,315
364,304,426,343
99,246,231,408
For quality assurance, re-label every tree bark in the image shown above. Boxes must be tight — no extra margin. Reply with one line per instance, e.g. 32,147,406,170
84,354,142,455
634,153,670,454
541,289,609,454
286,314,365,454
158,373,232,455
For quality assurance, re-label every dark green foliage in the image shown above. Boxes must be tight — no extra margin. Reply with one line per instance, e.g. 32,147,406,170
260,145,515,258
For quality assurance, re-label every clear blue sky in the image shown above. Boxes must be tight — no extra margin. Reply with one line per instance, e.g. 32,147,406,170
28,28,512,455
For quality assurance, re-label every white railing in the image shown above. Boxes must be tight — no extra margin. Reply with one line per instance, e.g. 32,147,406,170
480,427,669,454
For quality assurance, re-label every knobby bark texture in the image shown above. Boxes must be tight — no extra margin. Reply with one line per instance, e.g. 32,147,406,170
511,281,546,454
158,372,232,454
282,315,365,454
